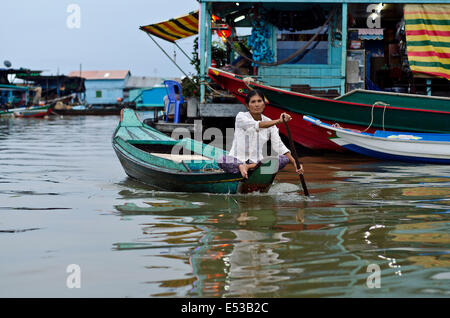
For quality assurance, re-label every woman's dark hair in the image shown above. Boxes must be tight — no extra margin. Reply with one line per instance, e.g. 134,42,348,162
245,89,266,105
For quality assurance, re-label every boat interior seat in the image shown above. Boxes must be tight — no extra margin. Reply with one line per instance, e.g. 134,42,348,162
127,139,223,172
150,153,221,172
149,153,212,163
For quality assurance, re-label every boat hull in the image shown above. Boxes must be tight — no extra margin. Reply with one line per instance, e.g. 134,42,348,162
341,143,450,164
208,67,450,151
112,109,280,194
113,143,241,193
251,82,450,134
305,115,450,164
263,104,372,152
0,105,51,118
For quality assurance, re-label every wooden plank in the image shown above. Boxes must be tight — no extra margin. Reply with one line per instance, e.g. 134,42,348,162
150,153,211,163
154,122,197,133
198,103,247,117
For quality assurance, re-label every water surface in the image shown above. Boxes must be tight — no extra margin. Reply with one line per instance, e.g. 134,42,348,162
0,115,449,297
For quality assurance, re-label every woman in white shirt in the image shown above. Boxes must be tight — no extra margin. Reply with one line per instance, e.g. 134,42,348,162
219,90,304,179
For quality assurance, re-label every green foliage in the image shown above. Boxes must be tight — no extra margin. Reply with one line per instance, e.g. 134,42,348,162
181,76,199,98
211,40,227,68
181,37,228,97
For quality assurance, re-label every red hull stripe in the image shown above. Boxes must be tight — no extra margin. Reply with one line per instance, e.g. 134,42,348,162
251,83,450,115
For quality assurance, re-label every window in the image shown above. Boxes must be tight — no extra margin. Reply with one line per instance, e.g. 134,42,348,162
277,26,328,64
96,90,102,98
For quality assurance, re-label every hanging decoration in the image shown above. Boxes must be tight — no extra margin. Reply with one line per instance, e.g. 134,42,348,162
211,14,232,42
247,19,274,66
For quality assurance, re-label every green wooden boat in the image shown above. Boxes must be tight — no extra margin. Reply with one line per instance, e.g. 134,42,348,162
112,109,279,194
250,82,450,133
0,105,51,118
335,89,450,113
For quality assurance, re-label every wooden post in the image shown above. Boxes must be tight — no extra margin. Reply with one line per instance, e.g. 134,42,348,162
206,3,212,71
341,3,348,95
199,1,207,103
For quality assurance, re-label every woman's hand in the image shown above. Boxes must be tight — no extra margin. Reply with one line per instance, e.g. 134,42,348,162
296,163,304,175
278,113,292,124
238,164,249,179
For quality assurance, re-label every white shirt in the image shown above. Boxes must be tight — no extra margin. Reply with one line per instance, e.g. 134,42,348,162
229,112,290,163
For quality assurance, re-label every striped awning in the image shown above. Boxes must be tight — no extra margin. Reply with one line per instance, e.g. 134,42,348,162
405,4,450,80
140,11,199,43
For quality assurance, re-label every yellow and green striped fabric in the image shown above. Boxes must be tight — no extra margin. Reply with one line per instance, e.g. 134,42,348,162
140,11,199,43
405,4,450,80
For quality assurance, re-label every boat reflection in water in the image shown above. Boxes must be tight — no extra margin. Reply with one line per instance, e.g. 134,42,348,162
112,154,450,297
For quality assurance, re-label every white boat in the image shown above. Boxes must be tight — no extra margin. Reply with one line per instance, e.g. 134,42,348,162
303,115,450,164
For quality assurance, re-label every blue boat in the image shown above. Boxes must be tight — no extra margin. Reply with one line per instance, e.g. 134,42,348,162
304,115,450,164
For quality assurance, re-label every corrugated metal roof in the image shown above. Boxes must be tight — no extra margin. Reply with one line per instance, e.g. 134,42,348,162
68,70,130,80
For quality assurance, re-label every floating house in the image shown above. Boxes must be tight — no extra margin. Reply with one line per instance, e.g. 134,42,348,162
140,0,450,123
140,0,450,121
195,0,450,101
69,70,130,106
0,68,61,107
17,71,85,102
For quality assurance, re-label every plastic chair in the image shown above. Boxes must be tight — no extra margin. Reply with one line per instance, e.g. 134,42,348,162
163,80,184,123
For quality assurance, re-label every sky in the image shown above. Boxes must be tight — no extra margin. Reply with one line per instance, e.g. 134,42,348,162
0,0,200,78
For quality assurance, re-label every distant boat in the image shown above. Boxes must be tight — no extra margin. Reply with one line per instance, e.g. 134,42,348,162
208,67,450,151
304,115,450,164
0,105,51,118
112,108,280,194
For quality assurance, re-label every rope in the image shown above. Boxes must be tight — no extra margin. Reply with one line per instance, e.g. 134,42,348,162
199,80,230,97
362,101,389,132
223,7,336,67
145,33,198,88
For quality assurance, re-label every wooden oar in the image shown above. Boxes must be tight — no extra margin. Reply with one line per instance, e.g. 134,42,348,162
282,115,310,196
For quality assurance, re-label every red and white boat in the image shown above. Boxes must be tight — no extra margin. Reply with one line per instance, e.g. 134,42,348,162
208,67,450,152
